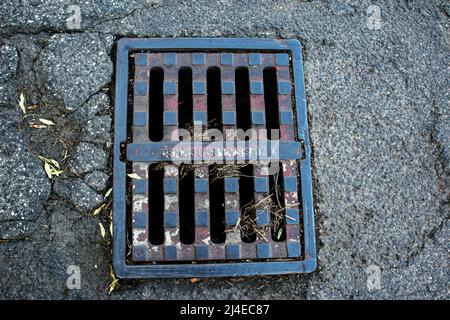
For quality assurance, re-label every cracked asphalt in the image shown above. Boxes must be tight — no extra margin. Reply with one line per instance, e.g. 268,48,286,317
0,0,448,299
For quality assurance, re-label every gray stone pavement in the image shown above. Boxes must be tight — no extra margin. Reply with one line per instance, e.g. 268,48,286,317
0,0,448,299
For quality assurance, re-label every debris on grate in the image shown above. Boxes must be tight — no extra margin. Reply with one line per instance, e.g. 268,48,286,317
113,38,316,278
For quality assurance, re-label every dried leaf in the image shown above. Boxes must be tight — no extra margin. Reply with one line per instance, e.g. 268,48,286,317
108,266,119,294
50,159,60,169
37,155,49,162
93,203,106,216
109,222,113,238
38,156,63,178
29,123,48,129
51,169,64,177
127,173,142,180
190,278,200,284
285,214,296,221
108,279,118,294
277,228,283,240
39,118,55,126
62,149,69,160
99,222,106,239
110,265,117,279
43,162,53,179
27,104,39,111
104,188,112,199
18,93,26,115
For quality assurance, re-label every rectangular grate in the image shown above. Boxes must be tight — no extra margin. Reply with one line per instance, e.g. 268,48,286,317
113,38,316,278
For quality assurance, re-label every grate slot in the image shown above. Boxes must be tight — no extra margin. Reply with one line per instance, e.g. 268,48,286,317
148,164,164,245
269,163,286,242
263,67,280,140
209,164,226,244
148,67,164,142
235,67,252,137
239,164,256,243
179,165,195,244
178,67,193,132
207,67,223,132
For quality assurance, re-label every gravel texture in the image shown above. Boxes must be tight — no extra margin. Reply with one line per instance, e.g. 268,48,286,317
34,33,113,111
0,109,51,235
69,142,108,175
54,178,104,212
71,92,110,124
82,115,112,145
0,41,18,105
84,170,110,192
0,43,18,83
0,0,448,300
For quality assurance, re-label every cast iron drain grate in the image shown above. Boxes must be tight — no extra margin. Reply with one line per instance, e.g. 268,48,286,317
113,38,316,278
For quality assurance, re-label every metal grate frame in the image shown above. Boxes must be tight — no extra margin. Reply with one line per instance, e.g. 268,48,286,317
113,38,316,278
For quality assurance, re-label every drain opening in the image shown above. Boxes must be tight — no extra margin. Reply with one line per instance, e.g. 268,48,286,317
207,66,226,244
235,67,256,242
263,67,280,140
235,67,252,141
178,67,193,132
270,163,286,242
148,164,164,245
179,165,195,244
149,67,164,142
239,164,256,243
207,67,222,134
209,164,226,244
263,67,286,241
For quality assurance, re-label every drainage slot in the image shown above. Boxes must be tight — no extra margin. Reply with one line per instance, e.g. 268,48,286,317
207,67,222,134
179,165,195,244
178,67,193,132
263,67,280,140
269,163,286,242
239,164,256,243
235,67,256,242
209,164,225,244
119,142,127,162
148,164,164,245
235,67,252,141
149,67,164,141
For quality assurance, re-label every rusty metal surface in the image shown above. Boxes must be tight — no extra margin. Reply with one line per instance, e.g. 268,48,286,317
113,38,316,278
